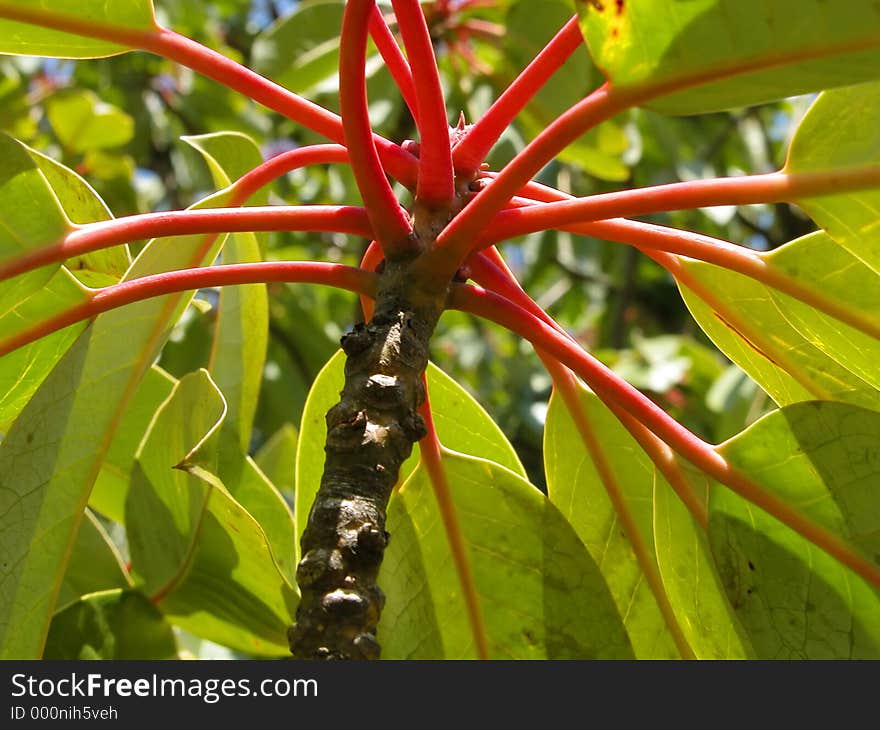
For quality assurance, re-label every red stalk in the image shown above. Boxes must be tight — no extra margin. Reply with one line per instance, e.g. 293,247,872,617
390,0,455,208
469,250,708,528
368,4,420,124
340,0,414,256
0,262,376,359
358,240,385,320
0,207,372,283
229,144,350,203
453,16,584,173
452,284,880,592
485,178,880,340
483,166,880,247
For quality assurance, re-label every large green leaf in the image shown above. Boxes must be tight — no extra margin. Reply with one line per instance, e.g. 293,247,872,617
44,589,177,660
544,381,681,658
0,1,157,59
379,452,634,659
764,232,880,394
295,351,526,561
787,82,880,273
576,0,880,114
126,370,297,656
676,248,880,410
0,185,232,659
653,473,754,659
708,401,880,658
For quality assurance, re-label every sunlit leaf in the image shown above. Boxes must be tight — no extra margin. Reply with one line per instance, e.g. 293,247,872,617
0,1,157,59
576,0,880,114
544,381,681,658
708,401,880,658
787,82,880,274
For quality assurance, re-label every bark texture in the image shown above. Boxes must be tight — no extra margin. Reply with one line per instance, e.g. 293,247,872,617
288,260,445,659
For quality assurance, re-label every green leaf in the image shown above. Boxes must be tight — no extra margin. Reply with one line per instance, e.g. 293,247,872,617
676,249,880,410
295,352,526,561
653,473,755,659
787,82,880,274
255,423,298,498
379,452,634,659
183,132,268,450
576,0,880,114
126,370,297,656
0,185,232,659
44,589,177,660
56,508,130,611
252,0,346,96
46,89,135,154
765,232,880,395
544,381,681,658
708,401,880,658
0,1,157,59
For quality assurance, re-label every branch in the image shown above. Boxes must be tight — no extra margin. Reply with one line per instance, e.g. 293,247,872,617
340,0,414,256
0,206,372,283
483,166,880,245
452,16,584,173
486,179,880,341
368,4,419,124
391,0,455,208
0,262,376,359
451,284,880,592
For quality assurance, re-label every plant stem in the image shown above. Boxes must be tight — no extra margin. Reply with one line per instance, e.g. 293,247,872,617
453,284,880,592
0,207,372,283
453,16,584,173
0,263,376,359
368,4,420,124
290,258,448,660
484,166,880,245
416,385,490,659
495,183,880,341
340,0,414,256
391,0,455,208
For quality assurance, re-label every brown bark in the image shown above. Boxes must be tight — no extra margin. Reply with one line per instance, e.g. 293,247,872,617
288,258,446,659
